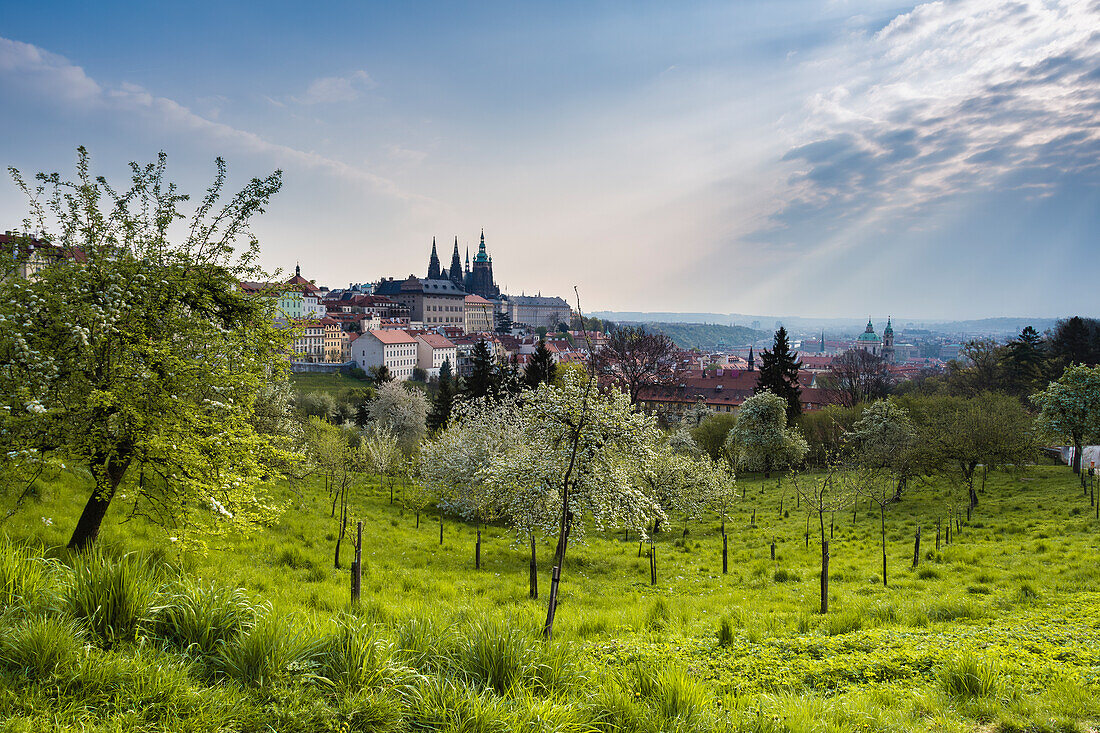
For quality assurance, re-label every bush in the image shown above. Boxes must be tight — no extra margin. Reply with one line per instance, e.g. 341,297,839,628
152,578,263,657
939,655,1001,698
0,614,85,679
65,551,158,646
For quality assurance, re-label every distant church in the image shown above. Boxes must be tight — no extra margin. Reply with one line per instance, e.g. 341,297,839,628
426,230,500,300
854,317,895,364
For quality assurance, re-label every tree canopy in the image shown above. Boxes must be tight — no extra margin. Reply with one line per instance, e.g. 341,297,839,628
0,149,293,550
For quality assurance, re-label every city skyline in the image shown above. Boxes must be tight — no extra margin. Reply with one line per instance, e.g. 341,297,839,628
1,1,1097,319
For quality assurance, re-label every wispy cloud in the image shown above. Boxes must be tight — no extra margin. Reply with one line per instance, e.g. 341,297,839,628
0,37,420,202
292,70,376,104
771,0,1100,237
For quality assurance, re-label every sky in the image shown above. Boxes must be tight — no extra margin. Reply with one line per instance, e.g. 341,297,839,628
1,0,1098,320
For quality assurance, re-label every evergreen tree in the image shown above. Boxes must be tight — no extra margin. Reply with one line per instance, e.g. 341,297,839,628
755,326,803,421
496,309,513,335
524,339,558,389
1002,326,1046,395
428,359,456,432
498,354,524,399
463,339,497,401
1051,316,1099,369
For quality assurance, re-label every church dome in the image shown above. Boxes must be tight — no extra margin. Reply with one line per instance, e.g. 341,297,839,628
857,318,879,342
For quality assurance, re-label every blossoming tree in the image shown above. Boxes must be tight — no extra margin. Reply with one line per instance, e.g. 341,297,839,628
0,149,294,550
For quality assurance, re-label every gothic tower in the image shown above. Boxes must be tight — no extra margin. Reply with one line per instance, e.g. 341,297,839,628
449,237,464,290
427,237,441,280
748,346,755,371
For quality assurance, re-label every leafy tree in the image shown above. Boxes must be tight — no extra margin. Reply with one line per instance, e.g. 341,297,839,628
1032,365,1100,486
482,371,663,638
368,365,393,384
690,412,738,461
725,391,808,480
303,417,359,567
848,399,916,499
590,325,676,406
798,404,865,468
0,149,291,550
911,393,1036,508
943,339,1006,396
755,327,803,420
367,382,428,454
427,358,456,432
362,427,402,506
524,339,558,389
824,349,890,407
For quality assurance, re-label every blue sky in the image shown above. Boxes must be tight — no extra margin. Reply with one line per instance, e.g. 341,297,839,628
1,1,1097,319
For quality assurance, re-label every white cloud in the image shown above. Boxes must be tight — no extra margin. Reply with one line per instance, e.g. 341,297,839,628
0,37,419,201
293,70,376,104
774,0,1100,230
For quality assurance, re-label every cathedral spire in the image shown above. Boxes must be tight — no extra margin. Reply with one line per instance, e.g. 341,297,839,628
427,237,441,280
449,237,464,290
748,346,755,371
820,329,825,353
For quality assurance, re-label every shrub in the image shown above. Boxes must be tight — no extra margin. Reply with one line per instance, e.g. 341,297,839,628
65,551,158,646
0,614,84,679
152,578,263,657
939,655,1001,698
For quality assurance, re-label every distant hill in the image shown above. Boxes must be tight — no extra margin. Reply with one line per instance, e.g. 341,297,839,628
634,322,765,350
594,311,1066,338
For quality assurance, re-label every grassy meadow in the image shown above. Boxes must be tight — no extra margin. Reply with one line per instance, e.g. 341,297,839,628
2,461,1099,731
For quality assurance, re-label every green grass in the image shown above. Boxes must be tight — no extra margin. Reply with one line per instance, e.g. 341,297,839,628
2,464,1100,730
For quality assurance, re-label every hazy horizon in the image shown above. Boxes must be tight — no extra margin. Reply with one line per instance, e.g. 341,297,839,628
1,1,1097,319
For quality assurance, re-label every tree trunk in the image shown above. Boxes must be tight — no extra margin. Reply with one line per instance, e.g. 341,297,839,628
913,526,921,568
820,538,830,614
416,511,420,529
529,534,538,599
722,532,728,575
1074,438,1085,487
475,523,481,570
880,506,887,587
649,540,657,585
67,452,130,550
439,511,444,544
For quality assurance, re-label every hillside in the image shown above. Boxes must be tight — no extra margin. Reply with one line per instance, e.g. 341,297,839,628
634,322,765,350
1,463,1098,730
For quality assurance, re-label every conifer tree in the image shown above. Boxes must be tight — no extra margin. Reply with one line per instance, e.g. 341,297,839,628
428,359,455,432
463,339,497,401
524,338,558,389
755,327,803,421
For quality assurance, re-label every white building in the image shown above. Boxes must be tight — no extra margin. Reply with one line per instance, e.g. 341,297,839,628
351,329,419,381
415,333,458,378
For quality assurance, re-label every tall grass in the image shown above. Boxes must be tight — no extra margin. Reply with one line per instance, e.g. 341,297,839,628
64,551,159,646
313,615,417,693
215,614,316,686
152,577,264,657
939,655,1002,698
0,537,50,611
0,614,85,679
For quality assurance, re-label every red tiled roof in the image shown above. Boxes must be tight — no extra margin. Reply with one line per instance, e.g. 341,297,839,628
464,294,493,305
366,329,418,345
417,333,456,349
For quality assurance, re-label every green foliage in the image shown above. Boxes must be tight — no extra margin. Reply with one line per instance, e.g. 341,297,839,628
215,614,314,687
1,149,294,550
726,391,808,474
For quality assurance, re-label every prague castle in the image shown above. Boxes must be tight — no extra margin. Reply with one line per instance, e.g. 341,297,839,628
427,230,500,301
